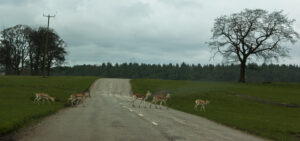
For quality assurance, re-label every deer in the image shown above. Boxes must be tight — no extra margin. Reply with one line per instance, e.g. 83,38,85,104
68,93,87,107
149,93,171,109
194,99,210,112
132,90,152,108
67,90,91,106
34,93,55,104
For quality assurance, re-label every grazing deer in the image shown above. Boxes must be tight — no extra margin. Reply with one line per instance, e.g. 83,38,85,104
132,90,152,108
68,93,87,106
150,93,171,109
194,99,210,112
34,93,55,104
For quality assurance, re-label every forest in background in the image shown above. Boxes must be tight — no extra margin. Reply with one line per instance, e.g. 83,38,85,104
51,63,300,82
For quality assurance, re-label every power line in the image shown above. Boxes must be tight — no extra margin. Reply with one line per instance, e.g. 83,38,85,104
42,14,55,78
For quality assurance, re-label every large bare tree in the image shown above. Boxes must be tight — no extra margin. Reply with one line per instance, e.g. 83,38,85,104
209,9,299,83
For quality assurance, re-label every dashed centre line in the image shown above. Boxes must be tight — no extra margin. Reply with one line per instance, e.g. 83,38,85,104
119,101,159,127
152,122,158,126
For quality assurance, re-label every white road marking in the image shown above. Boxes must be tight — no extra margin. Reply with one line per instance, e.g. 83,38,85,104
152,122,158,126
170,116,186,125
119,100,160,128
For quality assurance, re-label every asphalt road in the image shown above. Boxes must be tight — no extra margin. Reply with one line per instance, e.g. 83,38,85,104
17,78,267,141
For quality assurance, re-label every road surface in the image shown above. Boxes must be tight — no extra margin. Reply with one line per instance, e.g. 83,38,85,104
17,78,267,141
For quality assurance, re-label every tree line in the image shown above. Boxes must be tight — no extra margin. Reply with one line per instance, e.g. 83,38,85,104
52,63,300,82
0,24,67,75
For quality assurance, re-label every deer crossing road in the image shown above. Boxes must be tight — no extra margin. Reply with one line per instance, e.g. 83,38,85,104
18,78,267,141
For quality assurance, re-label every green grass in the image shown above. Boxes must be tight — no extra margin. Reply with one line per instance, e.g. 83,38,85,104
0,76,98,136
131,79,300,141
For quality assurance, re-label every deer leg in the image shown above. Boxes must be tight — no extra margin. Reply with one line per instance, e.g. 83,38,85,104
82,97,86,107
75,99,78,106
73,99,76,106
164,100,168,109
149,98,155,108
34,97,37,104
74,99,78,105
144,99,147,108
71,98,75,106
34,96,37,103
36,97,40,104
159,100,163,109
39,98,42,104
200,105,204,111
154,100,158,109
140,99,145,108
132,99,136,107
138,99,143,108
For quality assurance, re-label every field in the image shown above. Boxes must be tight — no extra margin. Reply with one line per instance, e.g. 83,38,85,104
0,76,98,136
131,79,300,141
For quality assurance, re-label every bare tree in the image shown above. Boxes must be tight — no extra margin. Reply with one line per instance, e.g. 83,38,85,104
209,9,299,83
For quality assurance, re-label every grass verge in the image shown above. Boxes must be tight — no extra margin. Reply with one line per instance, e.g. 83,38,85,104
131,79,300,141
0,76,98,137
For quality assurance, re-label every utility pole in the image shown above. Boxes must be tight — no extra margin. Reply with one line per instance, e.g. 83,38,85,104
43,14,55,78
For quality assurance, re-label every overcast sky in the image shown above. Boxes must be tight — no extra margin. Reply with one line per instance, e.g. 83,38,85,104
0,0,299,66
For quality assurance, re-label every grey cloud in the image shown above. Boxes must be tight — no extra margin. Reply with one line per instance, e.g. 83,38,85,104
160,0,202,9
0,0,299,66
0,0,33,5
